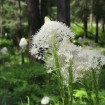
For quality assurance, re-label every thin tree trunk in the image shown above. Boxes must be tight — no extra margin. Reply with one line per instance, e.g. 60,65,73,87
27,0,41,37
83,0,88,39
0,0,3,38
0,14,2,38
102,21,105,32
90,0,93,29
95,17,99,43
66,0,70,26
90,14,93,29
83,17,88,38
18,0,22,39
101,19,105,32
41,0,49,25
27,0,41,59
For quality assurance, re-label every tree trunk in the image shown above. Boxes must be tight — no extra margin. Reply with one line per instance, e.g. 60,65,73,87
95,17,99,43
18,0,22,39
102,21,105,32
0,0,3,38
83,17,88,38
89,14,93,30
90,0,93,29
27,0,41,37
27,0,41,59
0,13,2,38
83,0,88,39
100,19,105,32
41,0,49,25
66,0,70,26
56,0,70,26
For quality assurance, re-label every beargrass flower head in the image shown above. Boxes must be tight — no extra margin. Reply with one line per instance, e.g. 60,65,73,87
45,39,105,84
30,17,105,85
0,47,8,55
19,37,27,50
30,18,74,59
41,96,50,105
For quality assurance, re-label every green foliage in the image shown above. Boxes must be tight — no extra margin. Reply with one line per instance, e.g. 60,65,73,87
93,0,105,19
71,22,105,46
99,65,105,89
74,89,88,100
0,0,105,104
0,62,49,105
73,89,105,105
71,23,84,37
0,0,28,38
71,0,91,20
0,39,13,48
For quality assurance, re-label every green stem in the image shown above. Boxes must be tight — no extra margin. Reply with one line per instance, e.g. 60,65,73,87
68,64,73,105
92,69,99,105
21,51,24,64
51,33,65,105
53,49,64,105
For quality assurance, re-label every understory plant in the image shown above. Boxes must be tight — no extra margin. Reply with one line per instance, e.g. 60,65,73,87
30,17,105,105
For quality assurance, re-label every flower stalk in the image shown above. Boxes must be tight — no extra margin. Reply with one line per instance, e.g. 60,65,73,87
68,63,73,105
21,51,24,64
51,32,65,105
92,69,99,105
19,37,27,64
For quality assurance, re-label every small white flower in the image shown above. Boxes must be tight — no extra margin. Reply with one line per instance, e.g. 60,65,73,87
0,47,8,55
41,96,50,105
65,53,73,62
5,33,8,37
19,37,27,49
78,37,82,42
47,68,53,73
5,62,10,67
38,56,42,60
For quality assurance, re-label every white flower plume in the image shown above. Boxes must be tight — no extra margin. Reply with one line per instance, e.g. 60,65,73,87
30,18,105,85
46,39,105,83
30,20,75,58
